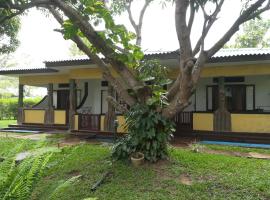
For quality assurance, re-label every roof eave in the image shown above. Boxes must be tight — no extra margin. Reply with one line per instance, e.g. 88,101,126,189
0,69,58,75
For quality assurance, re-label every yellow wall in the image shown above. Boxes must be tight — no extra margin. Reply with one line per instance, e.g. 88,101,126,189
20,75,69,85
70,68,103,79
99,115,126,133
232,114,270,133
193,113,270,133
193,113,213,131
74,115,79,130
19,68,119,86
24,109,45,124
169,63,270,79
100,115,105,131
54,110,66,125
117,116,127,133
202,64,270,77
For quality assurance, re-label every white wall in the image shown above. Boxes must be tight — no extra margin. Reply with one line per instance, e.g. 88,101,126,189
192,75,270,112
245,75,270,111
194,78,213,111
77,79,106,114
51,75,270,113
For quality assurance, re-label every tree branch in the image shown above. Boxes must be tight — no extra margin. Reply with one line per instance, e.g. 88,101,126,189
187,0,196,34
175,0,193,63
47,6,137,106
0,0,53,23
125,0,151,46
52,0,143,90
207,0,269,58
103,72,136,106
0,10,23,24
192,0,225,56
126,2,138,33
136,0,151,46
166,74,181,101
162,92,190,119
106,96,128,113
246,0,270,21
191,51,208,87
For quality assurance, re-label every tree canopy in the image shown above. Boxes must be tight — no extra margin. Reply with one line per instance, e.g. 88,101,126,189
0,11,20,54
226,18,270,48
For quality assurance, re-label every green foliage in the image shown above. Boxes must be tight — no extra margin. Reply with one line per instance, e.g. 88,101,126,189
136,59,171,100
0,97,41,120
0,153,52,200
49,175,82,199
137,60,168,83
108,0,172,16
0,12,20,54
0,137,53,200
62,0,144,67
0,120,16,128
2,137,270,199
225,18,270,48
113,60,173,162
112,104,175,162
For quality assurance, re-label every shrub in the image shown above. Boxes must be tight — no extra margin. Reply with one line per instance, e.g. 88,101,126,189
0,97,42,120
112,104,175,162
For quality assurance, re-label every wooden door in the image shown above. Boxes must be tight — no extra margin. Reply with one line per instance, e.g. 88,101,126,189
231,85,246,111
57,90,70,110
224,85,246,112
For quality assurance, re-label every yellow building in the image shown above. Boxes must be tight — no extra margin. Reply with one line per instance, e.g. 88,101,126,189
2,48,270,138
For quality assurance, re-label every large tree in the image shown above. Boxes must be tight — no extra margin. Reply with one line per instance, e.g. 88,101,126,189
1,0,270,161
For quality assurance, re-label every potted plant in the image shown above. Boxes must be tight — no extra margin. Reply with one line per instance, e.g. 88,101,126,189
130,152,144,167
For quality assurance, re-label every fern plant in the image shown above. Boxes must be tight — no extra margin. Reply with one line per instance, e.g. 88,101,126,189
0,153,52,200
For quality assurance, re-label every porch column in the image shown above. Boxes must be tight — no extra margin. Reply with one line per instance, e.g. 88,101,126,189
45,83,54,125
104,84,116,132
69,79,76,130
214,77,231,131
17,84,24,125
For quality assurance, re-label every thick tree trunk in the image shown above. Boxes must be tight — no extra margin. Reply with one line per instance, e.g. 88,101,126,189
69,79,76,131
45,83,54,125
104,85,116,132
214,77,231,131
17,84,24,125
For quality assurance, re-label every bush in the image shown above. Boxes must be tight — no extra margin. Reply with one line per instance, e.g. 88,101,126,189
112,104,175,162
0,97,42,120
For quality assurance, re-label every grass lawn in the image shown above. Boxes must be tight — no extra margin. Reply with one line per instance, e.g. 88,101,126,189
204,144,270,154
0,135,270,200
0,119,16,128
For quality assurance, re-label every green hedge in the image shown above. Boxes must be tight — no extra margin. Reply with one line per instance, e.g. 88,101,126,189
0,97,42,120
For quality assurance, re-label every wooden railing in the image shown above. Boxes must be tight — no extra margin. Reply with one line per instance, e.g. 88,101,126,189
78,114,100,131
174,112,193,132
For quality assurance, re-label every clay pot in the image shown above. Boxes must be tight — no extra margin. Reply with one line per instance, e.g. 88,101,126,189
130,152,144,167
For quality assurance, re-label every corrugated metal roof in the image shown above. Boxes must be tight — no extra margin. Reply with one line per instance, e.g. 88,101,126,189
45,55,89,63
0,66,46,71
212,48,270,58
0,66,58,74
44,48,270,64
2,48,270,74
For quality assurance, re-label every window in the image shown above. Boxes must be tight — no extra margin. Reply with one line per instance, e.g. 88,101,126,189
207,84,255,112
101,81,108,87
213,77,245,83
